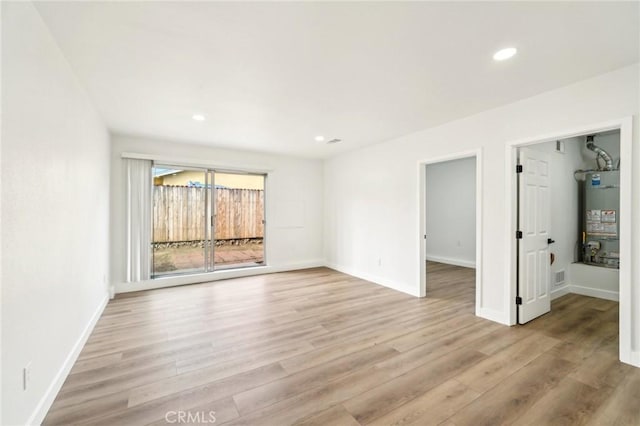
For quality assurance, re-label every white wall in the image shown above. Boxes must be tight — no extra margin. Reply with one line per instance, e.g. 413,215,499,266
111,135,324,293
324,64,639,352
1,2,111,425
425,157,476,267
570,263,619,301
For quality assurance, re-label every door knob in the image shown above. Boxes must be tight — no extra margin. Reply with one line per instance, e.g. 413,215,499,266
547,238,556,244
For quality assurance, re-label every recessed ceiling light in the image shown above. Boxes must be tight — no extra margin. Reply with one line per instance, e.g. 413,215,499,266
493,47,517,61
192,114,206,121
314,135,325,142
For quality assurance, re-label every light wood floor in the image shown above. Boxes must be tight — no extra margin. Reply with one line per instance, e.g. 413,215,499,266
43,263,639,425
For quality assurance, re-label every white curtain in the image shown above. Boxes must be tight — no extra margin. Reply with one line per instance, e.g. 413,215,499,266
126,158,152,282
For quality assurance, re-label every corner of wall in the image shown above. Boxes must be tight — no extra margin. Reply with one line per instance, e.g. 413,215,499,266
551,284,571,300
325,262,420,297
476,307,510,326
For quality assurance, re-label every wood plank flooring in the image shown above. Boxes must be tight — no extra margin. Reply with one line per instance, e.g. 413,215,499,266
43,263,640,425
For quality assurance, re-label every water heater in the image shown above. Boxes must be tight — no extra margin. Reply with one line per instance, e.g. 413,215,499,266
583,170,619,268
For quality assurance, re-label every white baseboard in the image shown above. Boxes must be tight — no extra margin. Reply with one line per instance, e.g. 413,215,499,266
569,284,619,302
115,259,326,293
551,285,571,300
325,262,419,297
477,307,510,325
426,255,476,269
27,294,109,425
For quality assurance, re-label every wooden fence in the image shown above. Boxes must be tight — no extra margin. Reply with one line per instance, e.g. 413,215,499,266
153,186,264,242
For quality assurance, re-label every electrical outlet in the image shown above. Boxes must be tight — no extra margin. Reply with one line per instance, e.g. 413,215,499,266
23,362,31,391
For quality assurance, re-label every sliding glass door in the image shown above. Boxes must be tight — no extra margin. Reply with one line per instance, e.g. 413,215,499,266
151,165,265,278
212,172,265,270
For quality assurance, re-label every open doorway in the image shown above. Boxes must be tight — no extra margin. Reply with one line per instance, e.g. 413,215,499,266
507,118,634,366
420,151,482,316
516,131,621,323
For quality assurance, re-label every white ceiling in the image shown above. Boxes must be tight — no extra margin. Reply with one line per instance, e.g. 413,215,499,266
35,1,639,158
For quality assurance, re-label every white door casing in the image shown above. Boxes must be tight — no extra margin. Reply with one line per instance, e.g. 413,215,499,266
518,147,551,324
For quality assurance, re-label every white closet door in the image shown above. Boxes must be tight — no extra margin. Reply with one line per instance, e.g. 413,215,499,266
518,148,552,324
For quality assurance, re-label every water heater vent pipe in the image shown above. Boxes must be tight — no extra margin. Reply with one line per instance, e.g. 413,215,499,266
586,135,614,171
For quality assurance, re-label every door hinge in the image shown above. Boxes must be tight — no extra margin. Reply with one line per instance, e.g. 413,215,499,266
516,296,523,305
516,230,523,239
516,164,523,173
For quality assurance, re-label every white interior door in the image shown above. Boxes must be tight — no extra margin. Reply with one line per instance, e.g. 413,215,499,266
518,147,551,324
